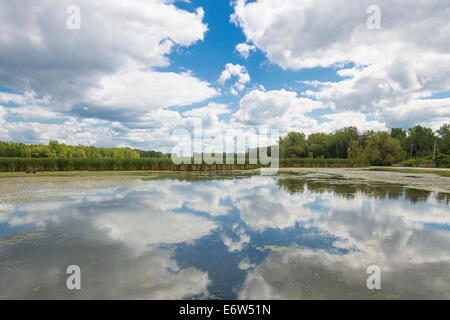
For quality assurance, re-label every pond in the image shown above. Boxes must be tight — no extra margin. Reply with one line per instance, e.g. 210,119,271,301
0,172,449,299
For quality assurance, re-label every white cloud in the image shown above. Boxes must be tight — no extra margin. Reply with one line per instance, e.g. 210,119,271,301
183,102,231,128
233,89,325,132
0,106,6,124
0,0,221,147
0,92,28,105
218,63,251,95
0,91,51,106
0,0,212,119
231,0,450,128
0,117,114,146
318,111,387,133
183,102,230,118
376,98,450,130
229,89,388,137
7,106,65,121
84,68,218,113
236,42,256,59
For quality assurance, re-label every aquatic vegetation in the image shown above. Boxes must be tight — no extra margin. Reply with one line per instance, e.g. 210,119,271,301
0,158,259,172
0,157,369,172
367,167,450,177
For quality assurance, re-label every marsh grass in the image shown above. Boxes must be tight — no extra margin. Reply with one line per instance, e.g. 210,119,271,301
0,157,369,173
0,158,262,172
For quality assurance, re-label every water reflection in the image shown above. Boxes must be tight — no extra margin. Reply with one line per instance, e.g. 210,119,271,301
0,173,449,299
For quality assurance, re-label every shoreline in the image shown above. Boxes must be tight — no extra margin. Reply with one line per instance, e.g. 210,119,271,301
0,167,449,194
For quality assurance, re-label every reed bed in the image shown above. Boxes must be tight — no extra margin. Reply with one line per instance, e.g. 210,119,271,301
0,157,369,172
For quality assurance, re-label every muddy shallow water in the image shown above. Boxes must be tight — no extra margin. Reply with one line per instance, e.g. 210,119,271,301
0,172,449,299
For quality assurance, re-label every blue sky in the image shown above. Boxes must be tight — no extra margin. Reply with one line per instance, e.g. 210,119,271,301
0,0,449,150
166,0,342,114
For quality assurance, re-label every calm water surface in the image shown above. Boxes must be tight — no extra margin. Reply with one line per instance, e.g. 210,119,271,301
0,172,449,299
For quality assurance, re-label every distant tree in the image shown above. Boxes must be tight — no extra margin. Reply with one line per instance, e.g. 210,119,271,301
333,127,359,158
31,145,54,158
280,132,308,158
74,149,88,159
307,133,333,158
390,128,408,151
0,140,167,160
348,140,364,159
437,123,450,154
364,132,406,165
360,130,377,147
390,128,407,141
48,140,60,157
406,125,436,157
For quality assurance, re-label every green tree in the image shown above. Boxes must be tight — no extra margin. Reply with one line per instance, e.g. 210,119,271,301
364,132,406,165
48,140,60,157
348,140,364,159
280,132,308,158
390,128,408,151
390,128,407,141
333,127,359,158
437,123,450,154
307,133,333,158
406,125,436,157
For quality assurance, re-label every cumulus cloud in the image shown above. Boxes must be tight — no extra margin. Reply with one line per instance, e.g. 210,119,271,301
0,91,51,107
0,106,7,124
0,0,223,147
236,42,256,59
3,0,447,148
0,92,28,105
82,68,218,117
375,98,450,130
0,118,107,145
183,102,231,128
232,89,324,131
218,63,251,95
0,0,213,118
319,111,387,133
8,106,65,121
231,0,450,128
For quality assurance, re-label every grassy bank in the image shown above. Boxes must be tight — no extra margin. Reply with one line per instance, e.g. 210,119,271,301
401,154,450,168
0,157,369,173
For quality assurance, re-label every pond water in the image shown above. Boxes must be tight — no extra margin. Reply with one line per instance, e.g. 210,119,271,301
0,172,449,299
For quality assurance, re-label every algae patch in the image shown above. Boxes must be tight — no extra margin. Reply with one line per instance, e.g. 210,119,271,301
0,232,46,246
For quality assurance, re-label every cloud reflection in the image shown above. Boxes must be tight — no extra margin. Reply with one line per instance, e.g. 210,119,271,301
0,174,449,299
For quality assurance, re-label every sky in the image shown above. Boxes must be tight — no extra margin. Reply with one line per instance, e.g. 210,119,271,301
0,0,450,152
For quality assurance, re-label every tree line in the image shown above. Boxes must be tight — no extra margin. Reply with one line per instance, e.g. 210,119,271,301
0,140,168,159
0,123,449,167
279,124,450,165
